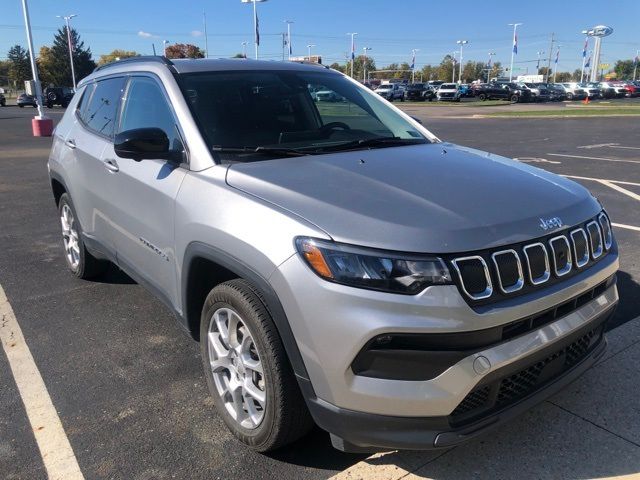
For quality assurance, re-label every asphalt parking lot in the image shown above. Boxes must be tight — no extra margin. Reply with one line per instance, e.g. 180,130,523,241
1,104,639,480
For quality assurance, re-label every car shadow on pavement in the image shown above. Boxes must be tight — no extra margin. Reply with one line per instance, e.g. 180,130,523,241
267,426,366,470
608,269,640,330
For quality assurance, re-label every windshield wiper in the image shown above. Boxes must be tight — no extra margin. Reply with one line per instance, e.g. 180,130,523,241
312,136,426,152
212,146,310,157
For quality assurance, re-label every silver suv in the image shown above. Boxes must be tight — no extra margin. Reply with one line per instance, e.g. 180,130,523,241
48,57,619,453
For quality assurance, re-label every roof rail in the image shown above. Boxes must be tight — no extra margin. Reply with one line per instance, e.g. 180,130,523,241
288,60,330,69
94,55,174,72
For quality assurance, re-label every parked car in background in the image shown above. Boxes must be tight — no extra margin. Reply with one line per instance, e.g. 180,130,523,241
544,83,567,102
44,86,74,108
314,90,344,102
405,83,431,101
474,82,532,103
597,82,625,99
517,83,550,102
437,83,461,102
617,82,640,97
17,93,38,108
0,92,5,107
578,84,602,99
374,83,404,102
558,83,587,100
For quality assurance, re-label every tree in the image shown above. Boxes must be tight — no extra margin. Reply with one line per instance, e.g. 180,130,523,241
555,72,572,82
98,49,139,66
350,55,376,81
613,60,634,80
436,55,456,82
538,67,552,81
0,60,9,87
165,44,205,59
232,53,246,59
571,69,583,81
37,27,95,87
420,64,436,82
461,61,486,83
329,62,345,74
7,44,31,87
489,61,503,80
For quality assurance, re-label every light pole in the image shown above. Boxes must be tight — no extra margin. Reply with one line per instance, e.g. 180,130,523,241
307,44,315,60
241,0,268,60
203,11,209,58
508,22,522,82
536,50,545,73
56,14,77,90
486,52,495,82
362,47,371,82
241,41,248,58
411,48,419,83
163,40,170,56
456,40,468,83
21,0,51,135
285,20,294,59
634,49,639,81
347,32,358,78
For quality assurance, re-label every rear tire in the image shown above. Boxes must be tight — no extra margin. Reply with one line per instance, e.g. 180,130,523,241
58,193,109,279
200,279,313,452
510,94,519,103
478,93,487,101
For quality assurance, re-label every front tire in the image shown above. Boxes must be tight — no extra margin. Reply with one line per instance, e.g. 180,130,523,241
200,279,313,452
58,193,109,279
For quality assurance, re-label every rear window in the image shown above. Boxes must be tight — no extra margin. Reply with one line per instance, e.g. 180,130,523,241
81,77,126,138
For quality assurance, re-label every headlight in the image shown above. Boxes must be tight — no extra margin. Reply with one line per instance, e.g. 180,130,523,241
295,237,452,294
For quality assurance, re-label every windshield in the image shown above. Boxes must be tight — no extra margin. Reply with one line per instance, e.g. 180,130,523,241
440,84,457,89
181,70,429,162
376,85,392,90
407,84,424,90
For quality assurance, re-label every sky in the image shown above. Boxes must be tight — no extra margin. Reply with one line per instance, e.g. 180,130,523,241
2,0,638,75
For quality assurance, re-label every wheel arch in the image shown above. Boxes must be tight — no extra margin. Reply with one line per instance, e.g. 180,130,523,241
182,241,311,382
50,171,68,206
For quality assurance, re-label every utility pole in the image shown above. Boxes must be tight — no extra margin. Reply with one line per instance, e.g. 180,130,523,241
553,46,561,83
508,23,522,82
347,32,358,78
456,40,468,83
56,14,77,89
411,49,419,83
281,33,286,61
307,44,316,60
362,47,371,82
242,41,248,58
163,40,170,56
545,32,555,83
241,0,267,60
203,11,209,58
634,49,639,81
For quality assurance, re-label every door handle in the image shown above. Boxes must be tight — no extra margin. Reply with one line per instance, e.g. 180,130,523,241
64,139,76,149
103,158,119,173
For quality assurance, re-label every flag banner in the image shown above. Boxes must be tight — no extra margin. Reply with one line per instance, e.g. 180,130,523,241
555,49,559,64
410,51,415,70
513,33,518,54
582,37,588,58
585,55,591,68
288,32,292,55
351,39,355,60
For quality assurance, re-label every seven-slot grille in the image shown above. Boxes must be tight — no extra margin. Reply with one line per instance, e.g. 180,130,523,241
451,213,613,303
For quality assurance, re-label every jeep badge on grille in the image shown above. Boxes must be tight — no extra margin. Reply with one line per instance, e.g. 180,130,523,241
539,217,563,231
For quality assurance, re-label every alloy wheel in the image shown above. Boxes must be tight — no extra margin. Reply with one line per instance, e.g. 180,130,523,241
60,204,80,270
207,307,266,429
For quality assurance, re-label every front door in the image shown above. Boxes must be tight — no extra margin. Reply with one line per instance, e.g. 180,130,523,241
103,75,187,308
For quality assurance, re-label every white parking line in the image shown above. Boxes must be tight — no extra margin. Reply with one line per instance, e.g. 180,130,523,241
598,180,640,203
563,175,640,188
0,284,84,480
612,223,640,232
547,153,640,165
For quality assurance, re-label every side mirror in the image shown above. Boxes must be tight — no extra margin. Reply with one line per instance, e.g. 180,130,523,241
114,127,181,163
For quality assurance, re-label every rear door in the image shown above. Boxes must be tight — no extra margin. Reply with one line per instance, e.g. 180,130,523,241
63,77,126,255
102,75,187,308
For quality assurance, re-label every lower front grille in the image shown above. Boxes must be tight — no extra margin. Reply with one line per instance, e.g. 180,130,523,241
450,325,603,425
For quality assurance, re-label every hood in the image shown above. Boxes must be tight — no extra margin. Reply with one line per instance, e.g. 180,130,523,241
226,143,601,253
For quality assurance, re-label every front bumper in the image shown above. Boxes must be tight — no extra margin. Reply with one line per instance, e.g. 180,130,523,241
305,307,611,452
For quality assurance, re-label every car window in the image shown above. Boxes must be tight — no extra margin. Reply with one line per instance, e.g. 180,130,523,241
76,83,96,122
119,76,183,152
181,70,427,162
82,77,126,138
